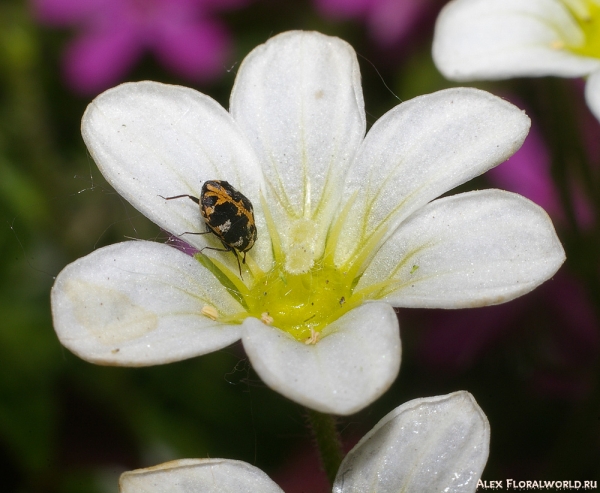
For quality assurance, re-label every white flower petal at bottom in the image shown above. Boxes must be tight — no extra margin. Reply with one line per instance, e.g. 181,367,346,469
242,302,401,415
358,190,565,308
333,391,489,493
118,392,489,492
119,459,285,493
51,241,244,366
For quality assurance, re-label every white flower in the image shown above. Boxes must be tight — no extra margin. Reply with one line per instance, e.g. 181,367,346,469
51,31,565,415
118,391,490,493
433,0,600,120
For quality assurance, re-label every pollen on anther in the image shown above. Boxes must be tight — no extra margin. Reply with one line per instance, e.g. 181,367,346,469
201,305,219,320
305,328,320,345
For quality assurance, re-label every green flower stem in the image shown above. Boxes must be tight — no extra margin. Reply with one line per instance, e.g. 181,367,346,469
305,408,344,485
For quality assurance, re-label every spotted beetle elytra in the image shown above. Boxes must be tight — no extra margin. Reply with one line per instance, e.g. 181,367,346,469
162,180,257,277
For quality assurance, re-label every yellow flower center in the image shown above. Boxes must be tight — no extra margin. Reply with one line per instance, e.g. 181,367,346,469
563,0,600,57
195,195,393,343
245,261,354,341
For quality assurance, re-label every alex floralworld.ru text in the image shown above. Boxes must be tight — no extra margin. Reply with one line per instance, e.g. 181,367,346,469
478,479,598,490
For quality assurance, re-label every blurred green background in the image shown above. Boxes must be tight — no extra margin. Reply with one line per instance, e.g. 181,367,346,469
1,0,599,491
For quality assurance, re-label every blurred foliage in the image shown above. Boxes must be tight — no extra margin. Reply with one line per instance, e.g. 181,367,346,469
0,0,598,492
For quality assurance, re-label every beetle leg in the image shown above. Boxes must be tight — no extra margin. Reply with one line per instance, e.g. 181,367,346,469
200,244,243,279
177,225,212,237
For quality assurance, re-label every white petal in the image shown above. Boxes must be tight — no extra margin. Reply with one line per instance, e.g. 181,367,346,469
585,70,600,122
335,88,530,266
358,190,565,308
81,81,270,265
433,0,600,81
230,31,365,271
333,392,489,493
242,302,400,415
51,241,244,366
120,459,284,493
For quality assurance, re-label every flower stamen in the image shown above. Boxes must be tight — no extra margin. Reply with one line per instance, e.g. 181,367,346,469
201,305,219,320
304,328,321,345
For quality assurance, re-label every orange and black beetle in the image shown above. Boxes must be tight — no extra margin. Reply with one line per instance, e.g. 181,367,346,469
163,180,257,276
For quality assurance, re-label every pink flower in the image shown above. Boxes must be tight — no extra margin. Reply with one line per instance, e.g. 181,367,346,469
31,0,248,94
315,0,441,46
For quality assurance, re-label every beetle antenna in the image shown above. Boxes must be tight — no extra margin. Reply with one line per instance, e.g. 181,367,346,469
160,194,200,205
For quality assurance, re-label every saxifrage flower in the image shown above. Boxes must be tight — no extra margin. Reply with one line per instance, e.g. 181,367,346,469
118,392,489,493
51,31,565,415
433,0,600,121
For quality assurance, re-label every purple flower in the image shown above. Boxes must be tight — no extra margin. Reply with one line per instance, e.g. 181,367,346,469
315,0,441,46
31,0,248,94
